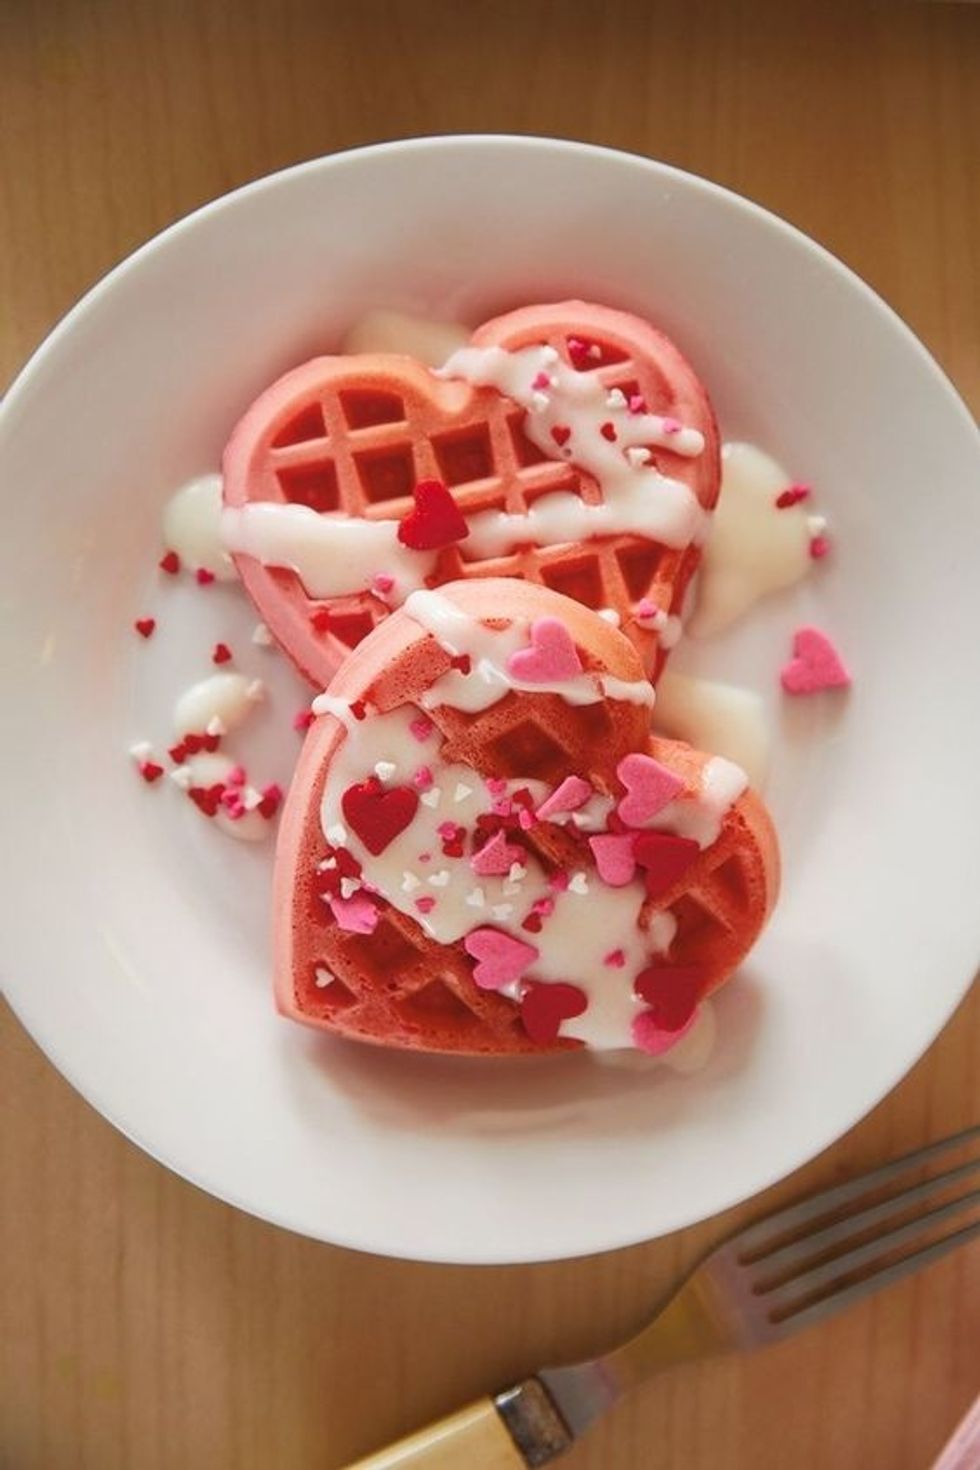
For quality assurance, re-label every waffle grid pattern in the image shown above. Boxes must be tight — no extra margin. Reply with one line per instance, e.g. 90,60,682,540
250,321,708,675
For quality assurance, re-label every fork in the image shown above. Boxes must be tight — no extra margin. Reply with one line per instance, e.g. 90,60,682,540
344,1123,980,1468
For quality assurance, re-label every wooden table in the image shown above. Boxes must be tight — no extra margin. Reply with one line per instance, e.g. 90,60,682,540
2,4,978,1467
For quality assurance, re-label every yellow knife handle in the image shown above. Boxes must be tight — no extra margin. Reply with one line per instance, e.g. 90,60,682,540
342,1381,573,1469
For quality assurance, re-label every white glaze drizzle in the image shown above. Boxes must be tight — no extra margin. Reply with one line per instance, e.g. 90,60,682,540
691,442,824,637
162,474,236,580
172,672,261,737
403,589,655,714
439,343,708,551
221,502,435,603
179,752,269,843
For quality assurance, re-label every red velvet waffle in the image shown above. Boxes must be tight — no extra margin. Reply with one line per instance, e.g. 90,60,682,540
274,581,778,1057
223,301,720,689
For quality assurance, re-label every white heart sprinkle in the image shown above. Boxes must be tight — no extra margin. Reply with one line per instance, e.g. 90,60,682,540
169,766,192,790
314,967,334,988
326,823,347,846
626,447,651,467
453,783,473,803
569,872,589,895
318,857,338,871
606,388,627,408
540,346,559,365
597,607,620,625
128,741,153,761
420,789,441,808
588,343,601,359
507,863,526,883
245,678,266,702
401,871,421,893
206,715,227,737
530,391,549,412
340,876,361,899
251,622,273,646
491,904,514,920
374,760,397,782
429,870,451,888
242,786,262,811
808,513,828,536
465,888,486,908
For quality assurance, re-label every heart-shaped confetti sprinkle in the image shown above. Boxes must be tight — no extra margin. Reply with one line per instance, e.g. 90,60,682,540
341,779,419,855
535,775,593,821
463,928,539,991
471,830,525,877
632,832,700,900
212,642,232,664
634,963,705,1030
588,833,637,887
520,981,588,1044
397,479,469,551
327,891,380,934
159,550,180,575
631,1008,698,1056
506,617,582,684
409,716,434,743
780,626,850,695
134,618,156,639
616,753,685,827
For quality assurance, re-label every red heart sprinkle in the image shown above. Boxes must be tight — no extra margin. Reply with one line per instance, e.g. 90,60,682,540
550,425,571,447
168,742,187,764
397,479,469,551
195,568,215,586
258,783,283,819
342,778,419,855
599,421,617,442
311,609,332,632
139,760,164,783
520,981,588,1044
451,654,472,674
349,700,367,721
202,733,221,752
134,618,156,639
632,832,700,900
521,913,543,934
158,550,180,574
634,964,705,1032
776,483,810,509
567,338,590,369
183,733,203,754
212,642,232,664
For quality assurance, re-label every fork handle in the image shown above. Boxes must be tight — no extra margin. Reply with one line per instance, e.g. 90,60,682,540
342,1379,573,1468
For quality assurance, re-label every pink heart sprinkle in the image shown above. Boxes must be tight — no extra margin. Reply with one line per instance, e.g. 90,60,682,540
634,597,658,621
413,766,434,791
604,948,626,968
661,416,682,435
548,869,569,892
536,775,593,821
373,573,395,594
518,808,535,830
616,753,685,827
486,777,507,796
631,1008,698,1057
471,830,524,877
588,833,637,887
463,928,539,991
415,896,436,915
506,618,582,684
328,892,378,934
532,897,555,917
780,626,851,696
409,717,434,743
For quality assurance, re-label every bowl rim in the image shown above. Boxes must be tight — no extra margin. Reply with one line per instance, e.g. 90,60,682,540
3,134,978,1264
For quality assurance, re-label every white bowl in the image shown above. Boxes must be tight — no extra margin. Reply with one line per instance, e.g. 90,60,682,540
2,137,978,1264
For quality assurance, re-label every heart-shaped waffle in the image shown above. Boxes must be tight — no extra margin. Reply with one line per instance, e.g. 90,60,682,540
223,301,720,689
275,580,778,1057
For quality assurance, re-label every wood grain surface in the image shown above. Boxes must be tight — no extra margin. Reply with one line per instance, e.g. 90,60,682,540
2,3,978,1468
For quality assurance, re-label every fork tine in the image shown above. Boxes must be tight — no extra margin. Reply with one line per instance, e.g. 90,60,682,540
763,1215,980,1338
750,1155,980,1287
736,1123,980,1261
761,1187,980,1318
